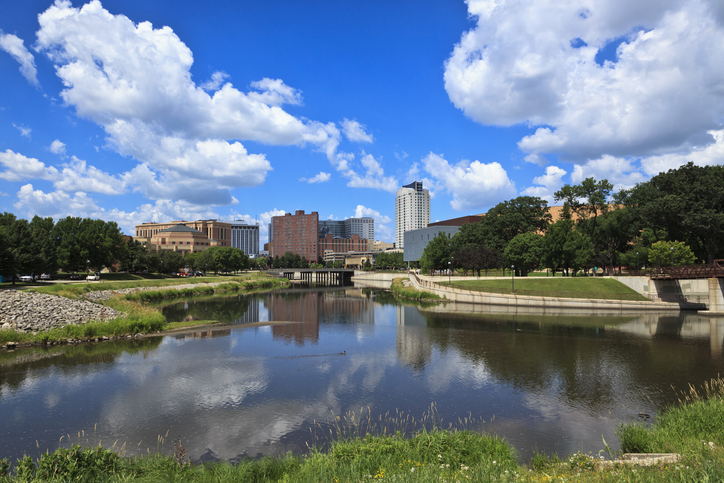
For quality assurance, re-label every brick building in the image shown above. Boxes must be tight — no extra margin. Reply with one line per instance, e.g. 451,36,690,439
269,210,320,261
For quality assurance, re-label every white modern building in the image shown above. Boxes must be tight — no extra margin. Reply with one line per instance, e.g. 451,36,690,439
395,181,430,249
231,221,260,257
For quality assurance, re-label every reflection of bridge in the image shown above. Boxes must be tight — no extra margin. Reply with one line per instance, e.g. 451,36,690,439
269,269,355,286
649,261,724,280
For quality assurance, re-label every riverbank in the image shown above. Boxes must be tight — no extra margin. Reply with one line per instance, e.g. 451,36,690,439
1,377,722,481
0,276,290,349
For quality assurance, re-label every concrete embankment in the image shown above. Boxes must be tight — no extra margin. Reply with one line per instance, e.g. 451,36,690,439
409,273,682,312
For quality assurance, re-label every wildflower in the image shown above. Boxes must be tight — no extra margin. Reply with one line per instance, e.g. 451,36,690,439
411,467,415,472
438,454,442,459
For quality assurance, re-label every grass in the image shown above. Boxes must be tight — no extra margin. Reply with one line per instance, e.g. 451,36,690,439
440,277,650,301
390,277,443,302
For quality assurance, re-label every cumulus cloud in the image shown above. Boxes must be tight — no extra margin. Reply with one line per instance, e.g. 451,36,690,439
571,156,647,191
33,0,344,205
421,152,516,211
0,32,38,85
49,139,66,155
15,184,100,217
445,0,724,166
521,166,567,203
341,119,373,143
0,150,58,181
300,172,331,184
342,153,398,192
353,205,392,224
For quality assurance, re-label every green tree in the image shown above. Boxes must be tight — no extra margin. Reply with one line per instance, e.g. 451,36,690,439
53,216,87,273
0,226,16,282
29,216,57,276
375,252,404,270
593,208,635,275
0,213,38,281
618,162,724,263
504,232,544,276
120,240,146,272
648,240,696,267
454,245,502,277
554,177,613,242
419,232,453,273
159,250,184,273
454,196,551,254
83,219,124,273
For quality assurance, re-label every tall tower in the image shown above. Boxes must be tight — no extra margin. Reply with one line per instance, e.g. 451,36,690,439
395,181,430,249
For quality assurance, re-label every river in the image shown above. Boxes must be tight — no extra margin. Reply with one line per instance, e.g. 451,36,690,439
1,285,723,463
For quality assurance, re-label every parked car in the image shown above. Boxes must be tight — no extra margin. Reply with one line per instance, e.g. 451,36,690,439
19,275,33,282
70,273,83,280
40,273,52,280
86,274,100,281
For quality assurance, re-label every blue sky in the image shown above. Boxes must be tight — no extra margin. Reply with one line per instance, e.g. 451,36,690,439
2,0,723,243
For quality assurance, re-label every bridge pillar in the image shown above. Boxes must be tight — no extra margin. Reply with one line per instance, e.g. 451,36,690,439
707,278,724,313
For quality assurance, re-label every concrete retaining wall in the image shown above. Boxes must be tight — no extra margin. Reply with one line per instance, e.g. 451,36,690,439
410,273,681,312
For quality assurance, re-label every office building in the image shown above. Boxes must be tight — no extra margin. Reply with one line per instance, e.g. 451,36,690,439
318,218,374,240
230,221,260,257
134,220,231,255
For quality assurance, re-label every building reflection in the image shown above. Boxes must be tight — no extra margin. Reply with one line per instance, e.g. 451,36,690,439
395,305,432,370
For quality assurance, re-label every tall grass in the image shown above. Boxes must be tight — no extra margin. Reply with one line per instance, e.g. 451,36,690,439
390,277,442,301
124,279,287,302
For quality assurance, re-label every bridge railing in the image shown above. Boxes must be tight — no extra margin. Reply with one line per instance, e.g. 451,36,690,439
649,261,724,280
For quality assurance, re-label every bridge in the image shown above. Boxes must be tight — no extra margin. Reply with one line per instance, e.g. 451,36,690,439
649,260,724,280
645,261,724,314
269,268,355,286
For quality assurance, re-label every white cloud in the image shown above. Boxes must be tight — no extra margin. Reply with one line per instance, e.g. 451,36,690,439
300,172,331,184
33,0,345,206
353,205,392,224
14,184,100,218
342,153,398,192
524,154,547,166
200,71,229,92
13,123,31,139
421,152,516,211
54,156,126,195
571,155,647,191
521,165,567,203
0,32,38,85
0,150,58,181
49,139,66,155
341,119,373,143
639,129,724,176
445,0,724,163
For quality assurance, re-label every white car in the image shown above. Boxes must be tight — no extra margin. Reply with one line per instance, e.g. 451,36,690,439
86,274,100,281
19,275,33,282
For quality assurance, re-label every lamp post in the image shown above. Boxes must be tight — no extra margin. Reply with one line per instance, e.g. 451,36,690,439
448,260,451,285
636,251,639,274
670,246,674,269
511,265,515,293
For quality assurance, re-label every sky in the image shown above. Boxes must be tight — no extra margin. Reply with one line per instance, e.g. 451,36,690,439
1,0,724,244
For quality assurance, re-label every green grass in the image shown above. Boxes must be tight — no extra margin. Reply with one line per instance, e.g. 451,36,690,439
441,277,649,301
390,277,442,302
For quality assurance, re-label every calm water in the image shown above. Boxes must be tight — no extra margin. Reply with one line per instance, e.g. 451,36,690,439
2,286,724,463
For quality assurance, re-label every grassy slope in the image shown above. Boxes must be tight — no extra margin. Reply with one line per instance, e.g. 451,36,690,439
442,277,649,301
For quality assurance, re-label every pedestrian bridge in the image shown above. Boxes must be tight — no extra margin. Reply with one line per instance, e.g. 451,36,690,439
268,269,356,286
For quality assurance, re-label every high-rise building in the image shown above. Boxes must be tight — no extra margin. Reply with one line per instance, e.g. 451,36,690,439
395,181,430,249
318,217,374,240
269,210,319,262
230,221,260,257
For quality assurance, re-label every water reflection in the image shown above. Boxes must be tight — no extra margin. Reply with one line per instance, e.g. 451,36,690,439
1,289,723,465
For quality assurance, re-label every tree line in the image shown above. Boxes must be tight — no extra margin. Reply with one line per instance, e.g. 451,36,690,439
0,214,260,283
420,162,718,276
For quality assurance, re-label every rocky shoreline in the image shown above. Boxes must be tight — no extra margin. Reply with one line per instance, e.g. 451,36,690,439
0,290,122,335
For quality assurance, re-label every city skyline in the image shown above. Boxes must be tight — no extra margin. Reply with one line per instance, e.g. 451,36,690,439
2,0,723,245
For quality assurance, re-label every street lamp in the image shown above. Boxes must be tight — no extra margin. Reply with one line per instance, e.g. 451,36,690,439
448,260,451,285
670,246,674,269
636,251,639,274
511,265,515,293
